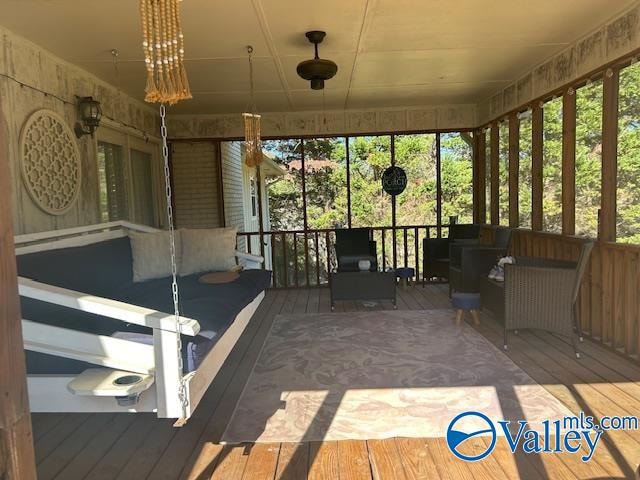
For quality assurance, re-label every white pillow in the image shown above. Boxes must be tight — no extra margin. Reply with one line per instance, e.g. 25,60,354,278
179,227,237,276
129,230,181,282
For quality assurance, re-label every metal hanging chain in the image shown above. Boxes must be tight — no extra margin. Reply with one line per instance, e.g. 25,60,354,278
160,104,189,419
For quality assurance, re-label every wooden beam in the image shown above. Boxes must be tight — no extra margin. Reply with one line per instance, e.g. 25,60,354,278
531,103,544,231
474,131,486,224
562,90,577,235
0,98,37,480
601,68,619,242
508,114,520,227
490,123,499,225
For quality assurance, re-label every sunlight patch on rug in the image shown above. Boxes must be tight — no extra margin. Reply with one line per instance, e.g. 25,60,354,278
222,310,572,443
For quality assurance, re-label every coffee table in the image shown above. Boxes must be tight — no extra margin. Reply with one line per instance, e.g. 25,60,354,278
329,270,396,311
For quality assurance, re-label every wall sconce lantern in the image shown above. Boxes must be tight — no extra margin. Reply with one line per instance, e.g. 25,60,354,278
74,96,102,138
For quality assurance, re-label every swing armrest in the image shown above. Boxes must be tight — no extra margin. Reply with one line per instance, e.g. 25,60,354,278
235,251,264,269
18,277,200,336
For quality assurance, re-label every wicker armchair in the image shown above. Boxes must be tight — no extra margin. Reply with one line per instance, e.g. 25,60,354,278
503,241,594,357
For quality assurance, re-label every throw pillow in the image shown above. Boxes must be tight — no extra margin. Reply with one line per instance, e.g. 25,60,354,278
129,230,182,282
179,227,237,276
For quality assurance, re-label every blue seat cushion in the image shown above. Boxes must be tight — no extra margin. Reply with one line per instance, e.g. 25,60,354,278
17,237,135,298
451,292,481,310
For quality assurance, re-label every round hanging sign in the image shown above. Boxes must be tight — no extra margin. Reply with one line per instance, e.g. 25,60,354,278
382,165,407,196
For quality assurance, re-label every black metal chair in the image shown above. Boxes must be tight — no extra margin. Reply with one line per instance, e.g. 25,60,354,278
334,228,378,272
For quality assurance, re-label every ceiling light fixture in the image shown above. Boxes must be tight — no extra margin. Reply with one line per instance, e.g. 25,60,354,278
296,31,338,90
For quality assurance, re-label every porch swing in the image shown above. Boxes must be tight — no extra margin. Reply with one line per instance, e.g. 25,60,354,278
16,0,268,424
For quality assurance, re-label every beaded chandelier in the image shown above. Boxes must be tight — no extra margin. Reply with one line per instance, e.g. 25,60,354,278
139,0,192,104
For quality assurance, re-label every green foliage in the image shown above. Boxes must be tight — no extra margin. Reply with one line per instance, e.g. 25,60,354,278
519,116,532,228
617,63,640,243
543,97,563,233
498,122,510,226
265,134,473,232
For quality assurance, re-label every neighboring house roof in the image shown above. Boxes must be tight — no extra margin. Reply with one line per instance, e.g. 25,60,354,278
285,159,336,172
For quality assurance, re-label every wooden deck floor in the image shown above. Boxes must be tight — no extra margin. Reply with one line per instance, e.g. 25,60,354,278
31,285,640,479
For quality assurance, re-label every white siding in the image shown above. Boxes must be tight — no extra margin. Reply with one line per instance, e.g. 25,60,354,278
170,142,222,229
220,141,246,253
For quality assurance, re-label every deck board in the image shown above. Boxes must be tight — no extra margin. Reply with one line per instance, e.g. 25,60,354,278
274,442,309,480
29,285,640,479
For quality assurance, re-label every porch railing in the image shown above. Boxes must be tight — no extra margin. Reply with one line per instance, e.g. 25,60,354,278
237,225,446,289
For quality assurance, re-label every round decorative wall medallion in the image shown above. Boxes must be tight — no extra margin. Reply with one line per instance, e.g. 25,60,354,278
20,109,82,215
382,165,407,196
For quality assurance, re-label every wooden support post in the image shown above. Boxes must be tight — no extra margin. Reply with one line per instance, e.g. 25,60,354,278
255,165,266,263
562,90,577,235
346,137,352,228
508,114,520,227
0,99,37,480
490,123,499,225
475,131,486,224
601,68,619,242
531,103,544,231
436,133,442,236
391,135,397,268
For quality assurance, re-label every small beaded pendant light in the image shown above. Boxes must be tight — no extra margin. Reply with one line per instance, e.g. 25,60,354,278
139,0,192,104
243,46,262,168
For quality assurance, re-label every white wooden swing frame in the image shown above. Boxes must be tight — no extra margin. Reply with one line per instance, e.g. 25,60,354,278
16,221,264,422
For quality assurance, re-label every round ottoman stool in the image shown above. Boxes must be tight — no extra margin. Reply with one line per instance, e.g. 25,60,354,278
451,292,481,327
395,267,415,288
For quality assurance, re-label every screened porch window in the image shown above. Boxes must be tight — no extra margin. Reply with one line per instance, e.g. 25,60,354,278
542,97,563,233
518,112,532,228
617,62,640,243
498,121,509,226
575,79,603,238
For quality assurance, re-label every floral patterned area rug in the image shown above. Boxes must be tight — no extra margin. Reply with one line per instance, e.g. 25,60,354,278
222,309,572,443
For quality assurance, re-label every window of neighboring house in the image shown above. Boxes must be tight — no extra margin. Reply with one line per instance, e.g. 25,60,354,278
250,175,258,219
97,141,128,222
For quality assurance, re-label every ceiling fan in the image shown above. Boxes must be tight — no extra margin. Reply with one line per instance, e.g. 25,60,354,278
296,31,338,90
